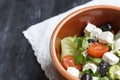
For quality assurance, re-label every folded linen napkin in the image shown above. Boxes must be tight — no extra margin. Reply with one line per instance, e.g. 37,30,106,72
23,0,120,80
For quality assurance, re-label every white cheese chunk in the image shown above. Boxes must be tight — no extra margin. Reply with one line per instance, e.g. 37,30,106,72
97,31,113,44
82,50,88,57
84,23,96,36
115,38,120,50
67,67,80,78
102,52,119,65
116,70,120,76
82,62,97,73
92,77,99,80
90,27,102,41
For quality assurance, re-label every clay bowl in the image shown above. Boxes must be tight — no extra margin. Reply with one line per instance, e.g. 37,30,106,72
50,5,120,80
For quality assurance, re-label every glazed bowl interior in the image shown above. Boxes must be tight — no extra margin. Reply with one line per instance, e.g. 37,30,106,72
50,5,120,80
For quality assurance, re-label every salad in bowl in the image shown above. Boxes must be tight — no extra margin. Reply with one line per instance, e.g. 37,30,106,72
50,5,120,80
61,22,120,80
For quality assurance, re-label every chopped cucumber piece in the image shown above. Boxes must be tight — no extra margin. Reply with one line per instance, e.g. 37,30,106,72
109,65,120,79
115,50,120,57
86,56,102,65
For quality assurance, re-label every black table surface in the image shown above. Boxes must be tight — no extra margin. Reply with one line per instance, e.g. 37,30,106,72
0,0,91,80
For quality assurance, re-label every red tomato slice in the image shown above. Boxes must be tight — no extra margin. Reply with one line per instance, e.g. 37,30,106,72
87,42,109,58
62,55,82,70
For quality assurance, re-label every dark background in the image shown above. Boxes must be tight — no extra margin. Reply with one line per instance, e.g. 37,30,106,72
0,0,91,80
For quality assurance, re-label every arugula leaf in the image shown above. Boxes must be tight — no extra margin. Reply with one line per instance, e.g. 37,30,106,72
73,36,82,50
74,52,86,65
81,69,100,77
73,36,89,65
73,36,89,50
81,69,93,75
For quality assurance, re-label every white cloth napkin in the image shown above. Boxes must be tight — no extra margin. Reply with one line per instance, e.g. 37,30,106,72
23,0,120,80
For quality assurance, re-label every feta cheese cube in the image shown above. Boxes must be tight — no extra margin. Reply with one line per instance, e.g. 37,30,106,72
102,52,119,65
92,77,99,80
82,62,97,73
115,38,120,50
116,70,120,76
84,23,96,36
90,27,102,41
97,31,113,44
67,67,80,78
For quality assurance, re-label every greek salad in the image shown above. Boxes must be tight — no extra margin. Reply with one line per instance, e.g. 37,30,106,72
61,23,120,80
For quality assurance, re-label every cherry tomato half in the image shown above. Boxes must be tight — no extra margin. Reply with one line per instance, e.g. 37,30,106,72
87,42,109,58
62,55,82,70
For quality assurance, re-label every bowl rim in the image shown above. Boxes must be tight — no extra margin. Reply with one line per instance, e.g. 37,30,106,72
50,5,120,80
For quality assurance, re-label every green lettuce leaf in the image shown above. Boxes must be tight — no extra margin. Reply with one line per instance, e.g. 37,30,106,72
61,37,77,60
81,37,89,50
61,36,89,65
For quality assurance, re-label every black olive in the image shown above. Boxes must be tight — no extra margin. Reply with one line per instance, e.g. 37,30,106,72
88,39,95,43
81,73,92,80
98,61,109,77
99,24,112,31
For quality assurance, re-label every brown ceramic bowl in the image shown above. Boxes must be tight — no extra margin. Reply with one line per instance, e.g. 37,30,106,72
50,5,120,80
